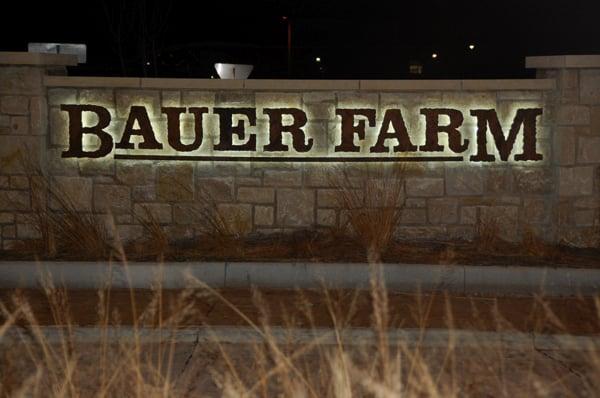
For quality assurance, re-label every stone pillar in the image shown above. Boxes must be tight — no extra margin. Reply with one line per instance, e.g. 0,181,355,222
0,52,77,249
527,55,600,246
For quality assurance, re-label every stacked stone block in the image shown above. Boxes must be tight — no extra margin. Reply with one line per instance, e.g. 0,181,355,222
536,64,600,246
40,86,560,245
0,61,55,249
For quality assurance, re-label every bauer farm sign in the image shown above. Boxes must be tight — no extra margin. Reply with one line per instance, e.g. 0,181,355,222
59,104,544,163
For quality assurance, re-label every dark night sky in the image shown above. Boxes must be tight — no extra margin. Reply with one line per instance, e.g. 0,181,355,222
1,0,599,79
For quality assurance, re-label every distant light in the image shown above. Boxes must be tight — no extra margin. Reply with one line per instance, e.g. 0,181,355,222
468,44,475,50
315,57,321,63
431,53,438,59
210,75,215,79
146,61,150,66
282,16,288,20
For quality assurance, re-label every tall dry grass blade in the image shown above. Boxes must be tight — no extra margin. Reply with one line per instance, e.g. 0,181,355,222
475,208,502,254
10,367,43,398
15,148,110,259
329,164,406,263
195,187,250,239
185,274,320,398
190,186,251,259
134,205,169,260
329,351,352,398
369,262,392,387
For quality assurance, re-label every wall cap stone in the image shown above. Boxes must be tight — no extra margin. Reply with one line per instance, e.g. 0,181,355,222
41,76,556,91
0,51,78,66
44,76,141,88
461,79,555,90
360,80,461,90
526,55,600,69
244,79,359,90
141,78,244,89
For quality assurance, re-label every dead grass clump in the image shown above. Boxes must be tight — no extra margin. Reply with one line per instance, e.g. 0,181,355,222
521,224,559,261
196,189,250,239
329,164,406,264
17,150,110,260
44,192,110,260
192,188,251,258
474,209,502,254
438,243,459,265
132,205,170,260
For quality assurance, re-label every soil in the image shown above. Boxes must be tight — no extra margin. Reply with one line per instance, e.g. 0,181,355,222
1,230,600,268
2,288,599,335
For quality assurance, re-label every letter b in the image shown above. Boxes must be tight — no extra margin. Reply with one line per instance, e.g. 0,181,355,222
61,104,114,158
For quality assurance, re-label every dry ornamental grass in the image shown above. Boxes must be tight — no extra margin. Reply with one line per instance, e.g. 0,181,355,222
328,164,406,264
0,264,599,397
2,150,600,266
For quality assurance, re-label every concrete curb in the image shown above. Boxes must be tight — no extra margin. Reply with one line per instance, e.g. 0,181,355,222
2,326,598,350
0,261,599,296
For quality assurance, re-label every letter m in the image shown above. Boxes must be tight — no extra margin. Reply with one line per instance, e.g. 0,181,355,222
469,108,543,162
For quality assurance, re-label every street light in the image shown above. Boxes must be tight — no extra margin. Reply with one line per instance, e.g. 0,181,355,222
468,44,475,50
431,53,438,59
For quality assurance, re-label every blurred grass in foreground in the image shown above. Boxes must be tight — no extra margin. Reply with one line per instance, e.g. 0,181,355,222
0,263,599,397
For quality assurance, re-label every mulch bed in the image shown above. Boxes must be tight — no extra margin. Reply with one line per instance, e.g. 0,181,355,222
2,230,600,268
1,288,599,335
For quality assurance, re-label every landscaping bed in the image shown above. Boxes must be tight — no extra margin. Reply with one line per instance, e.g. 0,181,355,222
2,288,599,334
2,230,600,268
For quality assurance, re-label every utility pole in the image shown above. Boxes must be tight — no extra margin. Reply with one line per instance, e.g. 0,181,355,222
283,16,292,77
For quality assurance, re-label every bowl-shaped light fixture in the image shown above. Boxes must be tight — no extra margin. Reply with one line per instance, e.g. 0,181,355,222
214,63,254,79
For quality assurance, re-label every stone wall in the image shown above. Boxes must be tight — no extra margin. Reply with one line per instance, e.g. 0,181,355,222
0,52,599,249
0,53,76,248
529,56,600,246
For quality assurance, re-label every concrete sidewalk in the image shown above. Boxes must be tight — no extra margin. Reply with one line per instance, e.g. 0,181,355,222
3,325,599,351
0,261,599,296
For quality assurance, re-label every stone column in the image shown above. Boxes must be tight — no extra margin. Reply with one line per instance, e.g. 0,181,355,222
527,55,600,246
0,52,77,249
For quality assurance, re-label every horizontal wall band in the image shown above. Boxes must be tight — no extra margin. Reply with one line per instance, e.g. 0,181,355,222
113,154,464,162
43,75,557,91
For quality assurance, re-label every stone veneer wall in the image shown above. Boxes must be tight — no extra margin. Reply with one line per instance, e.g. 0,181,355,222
0,52,599,250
